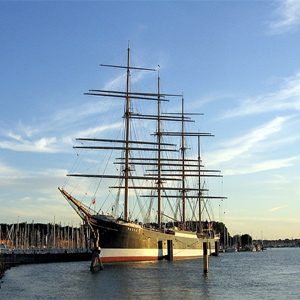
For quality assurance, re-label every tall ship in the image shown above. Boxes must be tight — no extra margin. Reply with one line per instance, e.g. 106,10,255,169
59,46,225,265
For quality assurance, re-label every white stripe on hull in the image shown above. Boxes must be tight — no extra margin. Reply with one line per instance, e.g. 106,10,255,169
100,248,206,262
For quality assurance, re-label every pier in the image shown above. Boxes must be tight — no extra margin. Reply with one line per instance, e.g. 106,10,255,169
0,248,92,265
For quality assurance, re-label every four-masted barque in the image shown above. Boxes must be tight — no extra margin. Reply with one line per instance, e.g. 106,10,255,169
59,46,225,264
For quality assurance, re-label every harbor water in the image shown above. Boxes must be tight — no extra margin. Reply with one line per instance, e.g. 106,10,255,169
1,247,300,299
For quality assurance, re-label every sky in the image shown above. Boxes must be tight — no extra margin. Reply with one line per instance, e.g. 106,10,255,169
1,0,300,240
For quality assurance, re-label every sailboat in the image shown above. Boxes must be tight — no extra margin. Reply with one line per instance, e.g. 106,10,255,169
59,46,225,263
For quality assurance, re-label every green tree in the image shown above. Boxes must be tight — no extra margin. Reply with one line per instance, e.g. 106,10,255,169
241,234,252,246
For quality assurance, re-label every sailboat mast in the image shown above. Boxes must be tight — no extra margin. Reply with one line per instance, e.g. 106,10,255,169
124,45,131,221
181,96,186,230
157,74,162,229
198,136,203,234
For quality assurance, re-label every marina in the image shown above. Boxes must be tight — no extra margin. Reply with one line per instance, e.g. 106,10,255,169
1,3,300,299
0,222,92,265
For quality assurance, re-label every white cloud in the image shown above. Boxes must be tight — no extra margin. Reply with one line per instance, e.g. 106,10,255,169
0,136,60,153
52,100,121,126
224,156,300,176
268,204,289,212
102,65,157,91
0,161,22,178
76,121,123,138
206,116,287,166
203,114,300,175
223,71,300,119
17,122,39,138
0,111,123,154
191,92,237,111
102,73,127,91
0,160,68,196
0,69,144,155
0,160,67,181
268,0,300,35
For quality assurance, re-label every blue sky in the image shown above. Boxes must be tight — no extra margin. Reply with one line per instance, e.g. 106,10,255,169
1,1,300,240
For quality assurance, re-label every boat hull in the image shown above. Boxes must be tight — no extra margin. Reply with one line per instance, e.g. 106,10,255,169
92,215,218,262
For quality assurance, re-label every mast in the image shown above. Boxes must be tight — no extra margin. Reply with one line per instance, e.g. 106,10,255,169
124,44,131,221
181,96,186,230
198,135,203,234
157,73,162,229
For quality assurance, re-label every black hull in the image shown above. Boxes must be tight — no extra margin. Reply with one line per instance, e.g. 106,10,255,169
92,215,218,262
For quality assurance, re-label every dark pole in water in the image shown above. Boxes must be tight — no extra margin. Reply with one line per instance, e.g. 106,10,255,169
167,240,173,260
90,229,104,272
89,226,103,272
80,215,104,272
215,240,219,256
203,242,209,273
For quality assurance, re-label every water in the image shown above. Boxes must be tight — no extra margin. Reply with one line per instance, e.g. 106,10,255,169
1,248,300,299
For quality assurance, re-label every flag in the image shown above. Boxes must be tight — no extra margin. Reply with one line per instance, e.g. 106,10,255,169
92,198,96,205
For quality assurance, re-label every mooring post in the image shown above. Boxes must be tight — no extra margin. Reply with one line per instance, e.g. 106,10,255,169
90,229,104,272
167,240,173,260
215,240,219,256
90,247,103,273
203,242,209,273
